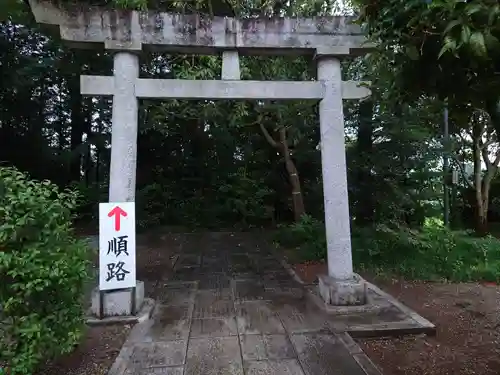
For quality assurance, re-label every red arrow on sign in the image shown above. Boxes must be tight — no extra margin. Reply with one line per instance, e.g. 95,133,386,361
108,206,127,231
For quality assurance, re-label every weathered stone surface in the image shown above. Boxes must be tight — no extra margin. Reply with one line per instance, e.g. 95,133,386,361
240,334,295,361
86,297,155,326
108,51,140,203
245,360,305,375
175,255,201,269
221,51,240,80
197,273,232,290
91,280,144,317
193,292,235,319
81,76,370,101
29,0,369,55
130,341,186,368
170,267,200,282
353,353,384,375
125,366,184,375
273,299,329,334
156,286,194,306
317,55,354,282
236,301,285,335
233,279,267,301
318,274,368,306
290,333,365,375
190,317,238,338
185,337,243,375
149,304,192,340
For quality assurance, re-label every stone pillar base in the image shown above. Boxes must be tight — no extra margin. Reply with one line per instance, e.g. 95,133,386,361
91,280,145,317
318,274,367,306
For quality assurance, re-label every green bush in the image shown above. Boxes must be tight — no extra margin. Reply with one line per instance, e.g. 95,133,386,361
352,222,500,282
274,215,326,262
275,215,500,282
0,167,91,375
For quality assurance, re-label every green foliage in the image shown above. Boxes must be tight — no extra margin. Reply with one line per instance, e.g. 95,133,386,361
355,0,500,104
48,0,344,15
275,215,500,282
216,169,274,227
135,167,274,229
274,215,326,262
0,167,90,375
352,222,500,282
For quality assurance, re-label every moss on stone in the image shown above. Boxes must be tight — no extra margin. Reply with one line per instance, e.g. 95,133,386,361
50,0,157,10
49,0,231,12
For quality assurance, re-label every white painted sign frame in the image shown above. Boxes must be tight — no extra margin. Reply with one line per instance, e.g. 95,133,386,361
98,202,136,291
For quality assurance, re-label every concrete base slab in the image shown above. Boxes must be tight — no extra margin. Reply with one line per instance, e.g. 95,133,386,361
86,298,155,326
306,281,436,338
318,273,368,306
90,280,145,317
307,286,383,315
274,252,436,339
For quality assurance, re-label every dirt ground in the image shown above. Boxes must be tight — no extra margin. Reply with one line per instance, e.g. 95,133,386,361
293,262,500,375
36,325,132,375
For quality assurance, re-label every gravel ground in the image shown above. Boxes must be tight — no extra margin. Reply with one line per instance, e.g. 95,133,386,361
36,324,132,375
359,278,500,375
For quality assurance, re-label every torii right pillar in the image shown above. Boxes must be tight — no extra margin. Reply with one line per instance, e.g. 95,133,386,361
316,49,369,306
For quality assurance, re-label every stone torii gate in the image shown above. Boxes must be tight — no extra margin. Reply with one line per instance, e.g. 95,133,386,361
29,0,371,306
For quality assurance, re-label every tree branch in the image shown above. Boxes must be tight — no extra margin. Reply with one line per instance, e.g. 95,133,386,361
493,150,500,167
259,123,279,149
481,145,492,168
480,139,495,150
450,153,474,189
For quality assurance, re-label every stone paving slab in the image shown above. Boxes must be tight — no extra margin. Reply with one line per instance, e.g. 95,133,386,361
291,333,369,375
129,341,186,368
108,232,436,375
236,301,286,335
124,366,184,375
245,359,305,375
185,337,243,375
240,334,296,361
190,317,238,338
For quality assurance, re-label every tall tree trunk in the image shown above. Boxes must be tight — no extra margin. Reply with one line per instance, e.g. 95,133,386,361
278,127,306,221
473,121,486,235
259,123,306,221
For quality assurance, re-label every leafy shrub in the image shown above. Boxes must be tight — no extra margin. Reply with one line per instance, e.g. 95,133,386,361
275,214,500,281
216,170,274,228
0,167,90,375
352,222,500,282
274,215,326,262
70,181,108,222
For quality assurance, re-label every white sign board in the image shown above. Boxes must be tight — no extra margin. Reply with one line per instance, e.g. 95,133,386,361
99,202,136,291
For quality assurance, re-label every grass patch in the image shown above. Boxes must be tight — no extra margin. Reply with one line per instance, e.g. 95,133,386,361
275,216,500,282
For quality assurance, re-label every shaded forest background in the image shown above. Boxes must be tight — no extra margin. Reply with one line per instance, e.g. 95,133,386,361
1,0,500,236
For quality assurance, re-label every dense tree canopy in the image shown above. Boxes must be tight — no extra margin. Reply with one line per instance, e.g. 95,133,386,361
1,0,499,233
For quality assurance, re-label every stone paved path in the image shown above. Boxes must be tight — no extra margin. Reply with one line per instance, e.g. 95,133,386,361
112,232,382,375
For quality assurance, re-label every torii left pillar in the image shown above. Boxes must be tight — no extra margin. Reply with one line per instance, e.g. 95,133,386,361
108,49,140,203
90,44,145,318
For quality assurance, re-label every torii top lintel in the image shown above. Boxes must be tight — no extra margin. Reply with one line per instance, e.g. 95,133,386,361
28,0,372,56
